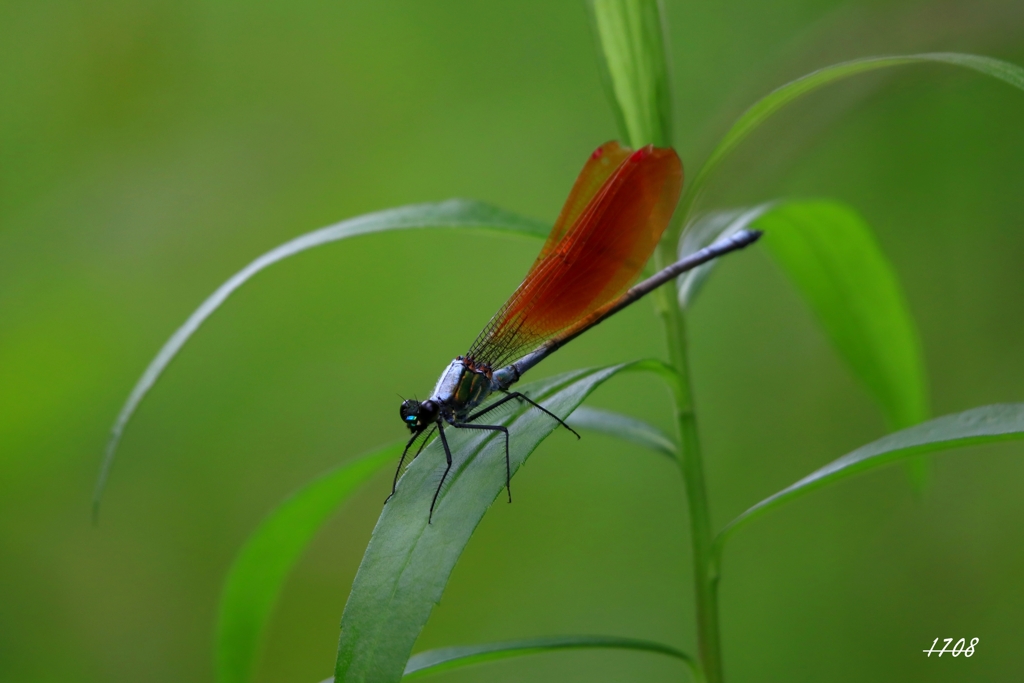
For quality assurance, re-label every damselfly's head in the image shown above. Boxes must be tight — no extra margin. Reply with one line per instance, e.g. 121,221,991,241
400,399,439,433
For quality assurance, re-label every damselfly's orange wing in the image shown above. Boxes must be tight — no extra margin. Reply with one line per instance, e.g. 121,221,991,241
468,141,683,368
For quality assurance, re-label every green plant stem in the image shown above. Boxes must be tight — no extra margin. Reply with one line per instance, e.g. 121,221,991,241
653,244,723,683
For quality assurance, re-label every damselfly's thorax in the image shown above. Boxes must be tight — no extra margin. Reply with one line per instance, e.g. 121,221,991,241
398,356,497,433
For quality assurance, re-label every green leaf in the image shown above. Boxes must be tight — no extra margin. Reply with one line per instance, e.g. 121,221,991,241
401,635,694,679
567,405,677,458
757,201,928,431
216,445,399,683
93,199,548,517
681,53,1024,219
215,403,677,683
588,0,672,148
712,404,1024,574
678,200,928,436
334,361,674,683
679,200,930,486
213,402,679,683
317,635,692,682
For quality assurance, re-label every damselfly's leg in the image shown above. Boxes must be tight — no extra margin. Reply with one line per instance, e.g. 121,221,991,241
386,425,436,504
463,391,519,420
414,425,437,460
507,392,581,439
466,389,581,438
386,430,423,504
466,391,580,439
452,422,511,503
429,421,454,524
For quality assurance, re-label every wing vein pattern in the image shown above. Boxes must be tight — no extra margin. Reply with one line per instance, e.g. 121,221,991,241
467,141,683,368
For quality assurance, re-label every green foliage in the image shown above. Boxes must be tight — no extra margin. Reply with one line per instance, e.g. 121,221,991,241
679,200,928,430
761,201,928,430
400,635,694,679
216,446,399,683
6,0,1024,679
681,200,932,487
91,5,1024,683
713,403,1024,573
681,53,1024,219
567,406,677,458
334,362,673,683
201,43,1023,683
758,201,931,484
588,0,672,148
315,635,692,682
213,399,677,683
93,200,548,517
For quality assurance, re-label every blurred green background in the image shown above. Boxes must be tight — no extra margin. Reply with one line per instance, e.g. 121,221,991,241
3,1,1024,681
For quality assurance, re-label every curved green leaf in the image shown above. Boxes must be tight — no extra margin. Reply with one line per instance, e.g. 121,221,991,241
315,634,692,679
567,405,677,458
215,402,678,683
93,200,548,517
588,0,673,148
678,200,927,438
757,201,928,431
216,445,399,683
681,53,1024,219
334,360,675,683
317,635,693,682
712,404,1024,575
403,635,693,679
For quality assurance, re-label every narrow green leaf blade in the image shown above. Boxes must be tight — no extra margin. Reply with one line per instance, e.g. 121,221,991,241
714,404,1024,564
401,635,694,679
217,400,677,683
216,445,399,683
683,53,1024,217
94,200,548,516
334,361,672,683
316,635,691,683
680,200,930,485
567,406,677,458
757,201,928,430
679,200,927,433
588,0,673,148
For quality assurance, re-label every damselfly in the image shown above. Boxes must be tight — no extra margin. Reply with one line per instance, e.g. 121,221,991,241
391,142,760,521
